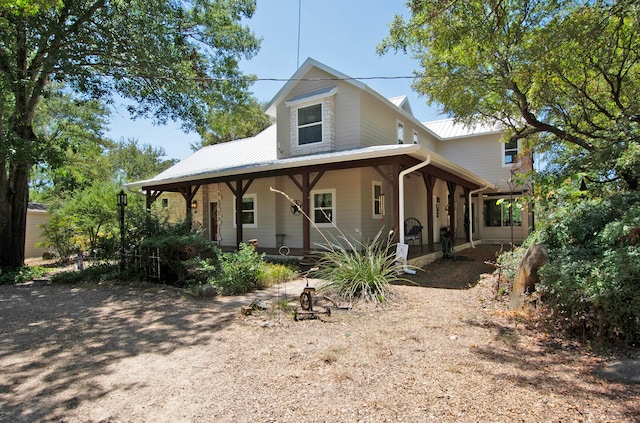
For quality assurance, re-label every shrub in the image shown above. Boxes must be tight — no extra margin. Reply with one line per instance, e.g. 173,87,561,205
533,192,640,345
257,262,298,288
215,243,264,295
0,266,47,285
316,229,408,303
50,263,120,285
139,233,219,286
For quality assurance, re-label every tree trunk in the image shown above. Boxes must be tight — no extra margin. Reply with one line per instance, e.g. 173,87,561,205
0,161,30,268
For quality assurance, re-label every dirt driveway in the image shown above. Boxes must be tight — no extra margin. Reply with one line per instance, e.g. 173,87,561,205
1,245,638,422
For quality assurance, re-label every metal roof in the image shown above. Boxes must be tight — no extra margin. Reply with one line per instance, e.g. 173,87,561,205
126,124,495,190
423,118,503,140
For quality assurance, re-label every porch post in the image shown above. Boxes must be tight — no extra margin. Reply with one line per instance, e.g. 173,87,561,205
447,181,457,243
302,172,310,251
235,180,244,248
423,174,436,252
391,161,400,243
463,187,471,242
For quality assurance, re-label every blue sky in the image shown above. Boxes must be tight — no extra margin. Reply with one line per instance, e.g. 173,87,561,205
106,0,443,160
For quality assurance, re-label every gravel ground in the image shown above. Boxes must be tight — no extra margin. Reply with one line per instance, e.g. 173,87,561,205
1,246,639,422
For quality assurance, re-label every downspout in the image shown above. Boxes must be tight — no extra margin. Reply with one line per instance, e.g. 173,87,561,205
398,155,432,274
468,185,489,248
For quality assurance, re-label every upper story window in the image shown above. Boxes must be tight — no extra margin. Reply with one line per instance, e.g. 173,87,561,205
286,86,337,155
413,130,419,145
397,121,404,144
503,140,519,166
298,104,323,145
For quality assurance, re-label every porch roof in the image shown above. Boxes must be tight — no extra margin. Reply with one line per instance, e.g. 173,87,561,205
126,124,495,192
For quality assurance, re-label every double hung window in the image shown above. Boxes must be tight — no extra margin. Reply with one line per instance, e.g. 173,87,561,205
311,189,335,226
298,104,323,145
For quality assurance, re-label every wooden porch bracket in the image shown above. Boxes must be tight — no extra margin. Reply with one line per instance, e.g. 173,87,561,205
146,190,163,211
179,185,201,216
225,179,254,248
289,171,324,251
422,174,436,252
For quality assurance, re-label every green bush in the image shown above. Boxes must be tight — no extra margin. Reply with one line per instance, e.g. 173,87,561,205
533,192,640,345
316,229,408,303
0,266,47,285
215,243,264,295
258,262,298,288
50,263,121,285
140,233,219,286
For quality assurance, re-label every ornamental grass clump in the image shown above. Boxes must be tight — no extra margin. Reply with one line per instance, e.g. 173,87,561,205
316,229,410,303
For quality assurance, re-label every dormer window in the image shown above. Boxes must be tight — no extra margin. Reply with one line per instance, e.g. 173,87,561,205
286,86,337,155
298,104,323,145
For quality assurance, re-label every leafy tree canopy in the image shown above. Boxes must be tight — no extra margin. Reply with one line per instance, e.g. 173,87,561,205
379,0,640,192
193,96,272,150
0,0,260,266
107,138,177,183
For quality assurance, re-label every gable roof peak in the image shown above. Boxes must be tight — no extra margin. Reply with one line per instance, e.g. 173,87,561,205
388,95,414,116
265,57,367,116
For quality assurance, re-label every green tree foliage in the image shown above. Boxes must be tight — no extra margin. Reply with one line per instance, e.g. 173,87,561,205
194,96,273,149
29,88,112,200
107,138,177,183
38,180,119,259
531,192,640,345
0,0,260,267
379,0,640,191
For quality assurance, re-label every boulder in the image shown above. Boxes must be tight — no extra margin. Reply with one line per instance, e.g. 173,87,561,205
201,284,218,298
510,243,548,311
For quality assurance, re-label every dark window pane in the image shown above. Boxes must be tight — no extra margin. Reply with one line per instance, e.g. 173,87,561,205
298,104,322,125
299,124,322,144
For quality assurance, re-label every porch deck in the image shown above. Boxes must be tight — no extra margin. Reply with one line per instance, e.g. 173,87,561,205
219,238,473,269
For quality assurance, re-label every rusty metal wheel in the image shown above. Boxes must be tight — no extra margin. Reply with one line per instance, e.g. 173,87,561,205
300,291,312,311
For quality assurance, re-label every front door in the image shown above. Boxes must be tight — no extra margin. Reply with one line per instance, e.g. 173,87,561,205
209,202,218,242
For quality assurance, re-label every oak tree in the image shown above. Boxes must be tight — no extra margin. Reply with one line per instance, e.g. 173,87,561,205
0,0,260,266
380,0,640,192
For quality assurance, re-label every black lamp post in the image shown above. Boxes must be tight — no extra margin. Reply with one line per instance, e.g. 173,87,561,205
117,189,128,272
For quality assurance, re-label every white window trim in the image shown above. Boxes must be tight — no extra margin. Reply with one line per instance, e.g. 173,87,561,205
397,120,405,144
502,140,520,167
372,181,384,218
233,193,257,228
412,130,419,145
296,103,324,146
311,188,336,228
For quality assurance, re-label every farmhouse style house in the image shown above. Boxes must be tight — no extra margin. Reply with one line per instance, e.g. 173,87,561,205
127,58,532,259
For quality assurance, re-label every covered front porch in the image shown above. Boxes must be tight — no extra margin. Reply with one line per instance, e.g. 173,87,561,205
220,239,476,270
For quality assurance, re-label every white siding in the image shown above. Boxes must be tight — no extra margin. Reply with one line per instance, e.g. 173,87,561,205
436,133,513,187
360,91,438,150
218,177,277,248
25,211,49,258
359,167,394,243
276,67,361,158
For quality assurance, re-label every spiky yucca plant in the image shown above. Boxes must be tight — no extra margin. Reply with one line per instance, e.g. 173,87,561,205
316,229,412,303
